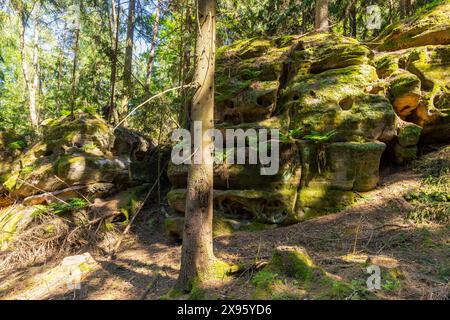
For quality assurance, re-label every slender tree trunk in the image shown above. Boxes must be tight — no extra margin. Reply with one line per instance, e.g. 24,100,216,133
119,0,136,126
314,0,328,31
108,0,121,124
30,11,39,127
56,36,64,113
176,0,216,292
400,0,406,18
145,0,161,94
70,26,80,117
405,0,412,16
180,3,192,128
17,4,39,129
350,3,357,38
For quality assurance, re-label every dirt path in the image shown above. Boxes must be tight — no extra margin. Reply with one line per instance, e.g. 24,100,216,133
1,166,448,300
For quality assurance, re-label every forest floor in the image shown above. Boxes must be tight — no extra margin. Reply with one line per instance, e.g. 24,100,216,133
0,148,448,300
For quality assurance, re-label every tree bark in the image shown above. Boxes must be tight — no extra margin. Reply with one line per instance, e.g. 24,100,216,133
70,24,80,117
400,0,409,18
314,0,328,31
176,0,216,292
119,0,136,126
349,3,357,38
108,0,121,124
145,0,161,94
17,1,40,129
405,0,412,16
180,3,193,129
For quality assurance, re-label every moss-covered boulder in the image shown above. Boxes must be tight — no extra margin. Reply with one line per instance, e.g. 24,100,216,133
394,144,418,164
1,113,156,201
387,70,422,117
168,187,299,224
397,120,423,147
164,214,235,241
252,246,372,300
295,141,385,219
281,64,395,142
168,5,449,225
373,2,450,52
0,204,35,250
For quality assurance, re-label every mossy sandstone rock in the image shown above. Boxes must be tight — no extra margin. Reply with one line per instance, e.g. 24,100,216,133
1,113,155,201
252,246,372,300
168,4,449,223
374,2,450,51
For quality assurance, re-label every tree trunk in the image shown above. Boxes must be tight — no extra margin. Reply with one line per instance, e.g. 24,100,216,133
405,0,412,16
108,0,121,124
314,0,328,31
145,0,161,94
119,0,136,126
180,4,193,129
70,26,80,117
30,10,39,128
350,3,357,38
17,3,39,129
176,0,216,292
400,0,406,18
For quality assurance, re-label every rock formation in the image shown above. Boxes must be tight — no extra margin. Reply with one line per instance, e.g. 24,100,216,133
167,3,450,225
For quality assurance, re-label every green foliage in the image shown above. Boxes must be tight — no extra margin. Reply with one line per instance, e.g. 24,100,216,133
7,140,26,151
405,147,450,224
49,198,89,215
251,270,280,289
382,279,401,292
303,130,338,143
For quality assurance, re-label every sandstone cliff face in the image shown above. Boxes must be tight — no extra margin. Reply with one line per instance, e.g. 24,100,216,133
0,112,157,249
167,4,450,225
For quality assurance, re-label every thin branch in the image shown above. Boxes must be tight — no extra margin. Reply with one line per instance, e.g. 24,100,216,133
113,83,198,130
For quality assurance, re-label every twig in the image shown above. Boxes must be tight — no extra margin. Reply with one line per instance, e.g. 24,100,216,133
108,161,169,260
113,83,198,130
16,178,70,205
139,272,162,300
53,176,93,205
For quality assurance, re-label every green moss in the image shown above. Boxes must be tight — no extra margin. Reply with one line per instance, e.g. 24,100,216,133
270,247,318,281
389,71,421,98
374,3,450,51
251,246,371,300
7,140,26,151
398,123,422,147
3,172,19,191
394,144,418,164
118,185,149,223
374,54,399,78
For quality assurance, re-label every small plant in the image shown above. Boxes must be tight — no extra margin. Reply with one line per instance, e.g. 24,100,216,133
303,130,337,143
48,198,89,215
82,143,98,151
251,270,279,289
8,140,26,151
382,279,401,292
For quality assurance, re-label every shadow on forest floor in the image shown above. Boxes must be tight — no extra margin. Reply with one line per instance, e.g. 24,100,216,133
1,157,448,300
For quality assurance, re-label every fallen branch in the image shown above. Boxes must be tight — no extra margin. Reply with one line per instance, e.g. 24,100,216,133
16,178,70,205
229,260,269,276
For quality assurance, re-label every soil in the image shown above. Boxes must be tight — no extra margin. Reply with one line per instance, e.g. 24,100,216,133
0,160,448,300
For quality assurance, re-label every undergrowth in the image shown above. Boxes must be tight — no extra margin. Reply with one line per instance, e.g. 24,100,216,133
404,146,450,224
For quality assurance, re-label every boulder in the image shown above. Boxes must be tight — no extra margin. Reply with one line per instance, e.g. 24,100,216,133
1,113,156,201
373,3,450,51
167,5,450,224
387,69,421,117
